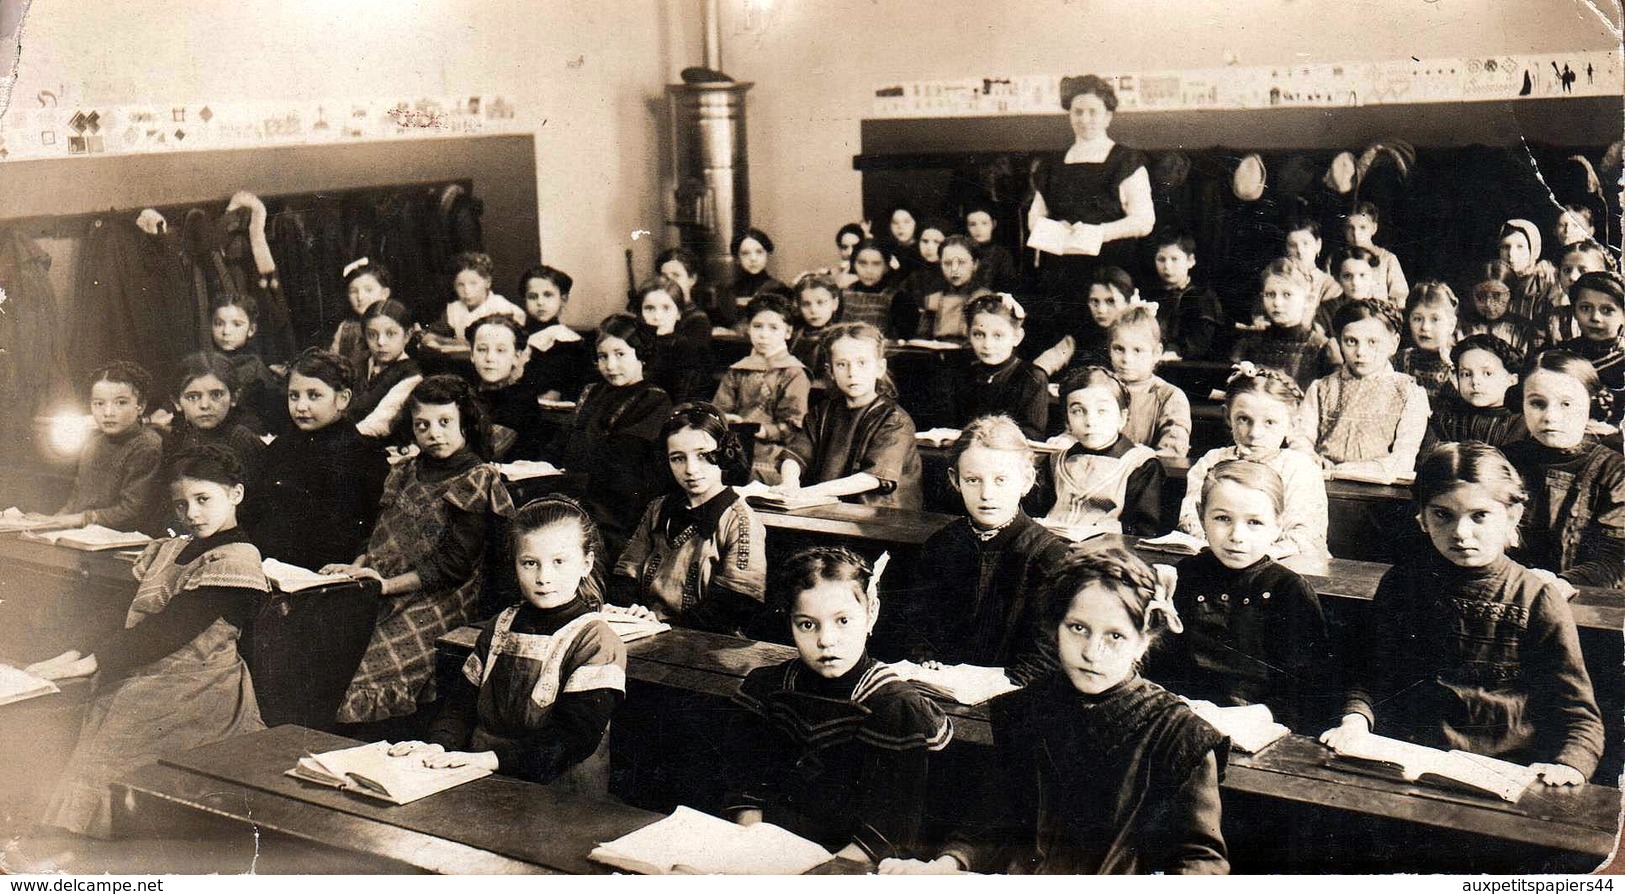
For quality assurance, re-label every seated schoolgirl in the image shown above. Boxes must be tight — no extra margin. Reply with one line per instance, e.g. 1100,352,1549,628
322,375,515,739
468,315,547,460
1285,219,1342,325
1502,351,1625,588
348,299,423,440
610,403,767,635
1556,271,1625,424
388,496,624,795
1229,259,1337,392
911,416,1070,684
728,547,952,867
1041,366,1164,537
1341,202,1408,303
1459,261,1537,359
1298,299,1428,480
1395,281,1460,403
39,361,164,534
890,223,949,337
716,227,789,328
1541,240,1614,346
1150,460,1334,730
210,293,281,434
557,313,675,555
1320,442,1604,785
788,272,844,375
1033,265,1135,377
1552,203,1598,256
964,205,1019,293
896,235,990,341
1497,219,1564,325
1145,231,1224,361
516,264,588,402
329,259,394,376
828,222,866,289
635,274,715,404
423,251,526,348
780,322,923,509
29,445,270,837
712,292,811,484
840,239,900,332
242,349,389,571
165,352,267,488
883,545,1229,875
1424,334,1527,449
883,205,923,281
656,246,719,327
953,293,1049,440
1111,306,1191,457
1178,364,1328,561
1322,246,1383,336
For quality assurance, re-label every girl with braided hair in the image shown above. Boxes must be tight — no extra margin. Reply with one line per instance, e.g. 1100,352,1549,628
884,544,1229,875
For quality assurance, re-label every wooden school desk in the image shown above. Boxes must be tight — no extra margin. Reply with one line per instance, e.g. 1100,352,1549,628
115,724,867,874
434,625,1619,871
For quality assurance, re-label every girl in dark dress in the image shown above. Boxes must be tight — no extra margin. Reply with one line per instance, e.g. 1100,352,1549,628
349,299,423,440
558,314,675,556
728,548,951,866
635,274,715,404
517,264,588,402
716,227,789,328
883,545,1228,875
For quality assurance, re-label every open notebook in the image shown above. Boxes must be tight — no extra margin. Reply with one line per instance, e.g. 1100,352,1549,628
285,740,492,805
22,525,152,551
890,660,1020,706
1326,733,1539,802
590,806,833,875
1182,700,1291,754
1138,530,1208,556
737,482,839,512
599,606,672,644
0,664,60,707
0,507,60,533
261,558,353,593
498,460,565,481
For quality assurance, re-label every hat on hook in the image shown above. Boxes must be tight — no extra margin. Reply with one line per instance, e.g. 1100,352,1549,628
1232,153,1267,202
1324,150,1357,195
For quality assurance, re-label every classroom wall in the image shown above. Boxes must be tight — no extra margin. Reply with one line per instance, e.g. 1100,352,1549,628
5,0,698,324
713,0,1623,277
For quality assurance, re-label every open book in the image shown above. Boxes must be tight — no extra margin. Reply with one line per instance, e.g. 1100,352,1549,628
1325,733,1538,802
1182,700,1290,754
890,660,1020,706
23,525,152,551
0,664,60,707
600,605,672,644
915,427,963,448
285,740,492,805
498,460,565,481
737,482,839,512
1034,517,1111,543
1138,530,1208,556
0,507,60,533
590,805,833,875
1326,467,1416,487
261,558,352,593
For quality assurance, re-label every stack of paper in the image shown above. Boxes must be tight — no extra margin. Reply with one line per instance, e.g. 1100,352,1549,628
890,660,1020,706
1326,733,1538,802
286,740,491,805
0,664,60,707
1183,700,1290,753
498,460,564,481
262,558,353,593
23,525,152,551
0,508,59,533
600,606,672,644
590,806,834,875
1138,530,1208,556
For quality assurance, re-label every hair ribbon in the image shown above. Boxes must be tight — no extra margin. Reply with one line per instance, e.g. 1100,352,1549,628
996,292,1026,320
1144,563,1183,634
342,257,371,278
865,551,890,619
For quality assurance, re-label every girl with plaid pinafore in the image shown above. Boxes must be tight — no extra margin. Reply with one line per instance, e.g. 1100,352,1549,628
329,376,514,737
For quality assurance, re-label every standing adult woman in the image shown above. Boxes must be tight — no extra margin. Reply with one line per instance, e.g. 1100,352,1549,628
1028,75,1156,365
